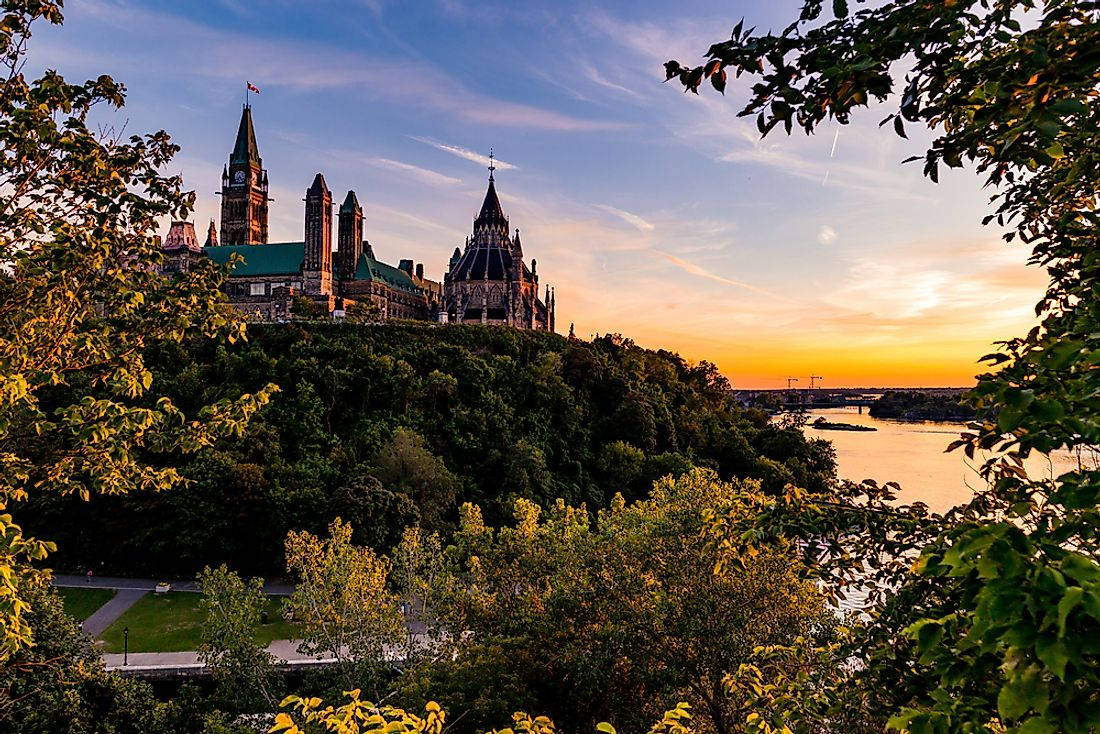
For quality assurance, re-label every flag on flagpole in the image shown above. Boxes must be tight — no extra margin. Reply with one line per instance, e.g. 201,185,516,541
246,81,261,94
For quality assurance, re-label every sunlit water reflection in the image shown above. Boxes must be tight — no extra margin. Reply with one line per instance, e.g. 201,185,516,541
803,407,1083,513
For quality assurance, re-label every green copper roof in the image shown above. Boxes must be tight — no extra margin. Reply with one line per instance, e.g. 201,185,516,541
203,241,425,295
204,242,303,276
354,251,421,294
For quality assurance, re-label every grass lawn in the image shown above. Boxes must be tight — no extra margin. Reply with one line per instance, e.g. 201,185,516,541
99,592,300,653
56,586,116,622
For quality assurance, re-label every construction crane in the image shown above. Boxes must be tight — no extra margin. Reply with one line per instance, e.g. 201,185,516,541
786,377,799,390
809,375,823,390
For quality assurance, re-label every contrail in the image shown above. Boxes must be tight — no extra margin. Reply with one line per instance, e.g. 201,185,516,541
822,127,840,186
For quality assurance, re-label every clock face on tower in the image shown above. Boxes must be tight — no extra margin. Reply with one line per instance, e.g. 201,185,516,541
233,170,245,186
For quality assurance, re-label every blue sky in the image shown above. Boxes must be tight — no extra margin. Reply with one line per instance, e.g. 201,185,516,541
31,0,1049,386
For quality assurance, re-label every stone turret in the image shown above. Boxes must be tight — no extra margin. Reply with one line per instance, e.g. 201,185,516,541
160,220,203,274
337,190,363,282
303,173,333,295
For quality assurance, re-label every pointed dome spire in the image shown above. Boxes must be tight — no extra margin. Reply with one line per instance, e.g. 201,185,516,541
475,178,506,226
340,189,361,213
230,105,261,165
204,219,218,247
308,172,330,195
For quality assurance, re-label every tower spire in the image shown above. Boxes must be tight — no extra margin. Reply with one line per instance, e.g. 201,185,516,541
220,104,269,245
488,147,495,182
231,104,261,166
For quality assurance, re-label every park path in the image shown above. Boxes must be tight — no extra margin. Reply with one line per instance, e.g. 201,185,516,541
100,638,426,672
53,574,294,640
102,639,334,671
52,574,294,595
81,589,147,638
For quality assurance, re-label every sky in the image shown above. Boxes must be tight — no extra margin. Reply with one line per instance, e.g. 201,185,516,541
29,0,1050,388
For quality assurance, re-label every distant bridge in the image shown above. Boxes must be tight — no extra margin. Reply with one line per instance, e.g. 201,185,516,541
779,400,875,410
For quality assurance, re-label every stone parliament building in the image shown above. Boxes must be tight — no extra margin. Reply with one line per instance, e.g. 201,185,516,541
162,105,555,331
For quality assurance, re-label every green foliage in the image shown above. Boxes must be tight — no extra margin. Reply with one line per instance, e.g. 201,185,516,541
869,391,976,422
24,324,836,576
372,428,458,532
284,518,405,692
402,470,831,734
0,575,169,733
345,299,383,323
0,0,273,661
290,295,325,321
664,1,1100,732
197,564,278,710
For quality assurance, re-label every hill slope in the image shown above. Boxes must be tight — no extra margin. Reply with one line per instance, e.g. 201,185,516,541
25,323,835,574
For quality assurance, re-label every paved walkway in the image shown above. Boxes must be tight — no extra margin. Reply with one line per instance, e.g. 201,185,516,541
52,574,294,595
82,588,147,637
102,639,422,672
104,639,333,670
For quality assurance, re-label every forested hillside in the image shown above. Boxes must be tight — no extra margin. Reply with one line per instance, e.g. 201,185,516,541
869,390,976,421
23,323,835,575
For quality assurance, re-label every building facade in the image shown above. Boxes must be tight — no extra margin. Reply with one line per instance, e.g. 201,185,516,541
442,167,554,331
161,105,551,330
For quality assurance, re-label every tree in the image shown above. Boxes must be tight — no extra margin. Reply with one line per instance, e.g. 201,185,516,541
662,2,1100,732
273,695,445,734
0,574,169,733
273,695,695,734
284,518,405,691
0,0,273,661
24,322,838,579
415,470,829,734
328,476,421,551
196,564,277,711
290,295,325,321
345,299,383,323
372,428,459,532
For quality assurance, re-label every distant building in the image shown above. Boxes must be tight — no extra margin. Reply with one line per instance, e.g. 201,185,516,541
160,220,204,274
442,163,554,331
161,105,448,322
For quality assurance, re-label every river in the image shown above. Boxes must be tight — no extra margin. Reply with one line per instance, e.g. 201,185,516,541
803,407,1082,513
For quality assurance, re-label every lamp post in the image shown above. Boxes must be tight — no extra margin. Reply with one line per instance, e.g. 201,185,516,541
123,626,129,666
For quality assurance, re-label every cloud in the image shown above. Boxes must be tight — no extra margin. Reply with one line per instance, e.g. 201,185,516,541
650,249,773,295
818,239,1047,334
409,137,519,171
583,9,714,67
715,123,932,200
53,0,626,133
582,64,645,99
594,204,655,232
367,158,462,187
818,225,837,245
